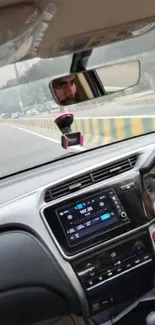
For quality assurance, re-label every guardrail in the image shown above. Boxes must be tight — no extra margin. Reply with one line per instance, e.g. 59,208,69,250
1,116,155,146
122,95,155,105
118,91,155,106
114,90,153,102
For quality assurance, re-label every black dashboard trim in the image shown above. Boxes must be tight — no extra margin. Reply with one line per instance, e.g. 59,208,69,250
0,230,86,316
0,286,70,325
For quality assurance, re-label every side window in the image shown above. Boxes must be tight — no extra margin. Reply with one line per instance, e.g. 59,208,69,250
95,65,125,94
75,73,94,101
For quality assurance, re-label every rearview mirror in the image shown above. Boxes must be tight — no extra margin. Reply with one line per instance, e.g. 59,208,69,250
49,60,140,106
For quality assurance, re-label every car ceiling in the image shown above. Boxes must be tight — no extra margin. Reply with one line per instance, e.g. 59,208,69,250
0,0,155,67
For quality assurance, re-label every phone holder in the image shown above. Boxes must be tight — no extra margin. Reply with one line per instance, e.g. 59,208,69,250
54,112,84,149
54,112,74,134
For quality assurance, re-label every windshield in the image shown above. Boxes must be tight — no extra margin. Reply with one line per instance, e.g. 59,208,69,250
0,29,155,177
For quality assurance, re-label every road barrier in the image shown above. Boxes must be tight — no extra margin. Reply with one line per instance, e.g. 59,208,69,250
120,94,155,106
1,116,155,146
73,116,155,145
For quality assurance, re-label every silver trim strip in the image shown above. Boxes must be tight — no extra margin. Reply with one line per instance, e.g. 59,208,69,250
86,258,152,291
79,267,95,277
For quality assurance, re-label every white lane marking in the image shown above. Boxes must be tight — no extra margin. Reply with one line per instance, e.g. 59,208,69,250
3,124,85,151
17,114,155,120
74,115,155,119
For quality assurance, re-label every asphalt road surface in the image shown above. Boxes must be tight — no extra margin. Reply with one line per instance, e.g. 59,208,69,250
0,124,84,178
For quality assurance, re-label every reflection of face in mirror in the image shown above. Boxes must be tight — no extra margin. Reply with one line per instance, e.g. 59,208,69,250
53,75,77,105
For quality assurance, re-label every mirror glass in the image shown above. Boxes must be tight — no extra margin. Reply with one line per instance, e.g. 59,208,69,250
49,60,140,106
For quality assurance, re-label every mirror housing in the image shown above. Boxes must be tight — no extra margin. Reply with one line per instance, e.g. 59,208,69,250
49,60,140,106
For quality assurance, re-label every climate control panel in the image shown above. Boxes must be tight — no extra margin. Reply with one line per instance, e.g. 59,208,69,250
72,231,154,314
72,231,153,291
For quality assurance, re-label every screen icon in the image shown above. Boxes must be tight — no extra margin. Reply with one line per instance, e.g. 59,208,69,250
100,213,111,221
76,203,83,210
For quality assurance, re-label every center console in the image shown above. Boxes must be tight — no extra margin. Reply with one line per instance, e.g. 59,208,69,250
42,172,155,316
72,230,154,314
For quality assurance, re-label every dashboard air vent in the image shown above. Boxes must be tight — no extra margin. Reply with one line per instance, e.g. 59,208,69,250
44,154,137,203
44,173,93,202
92,155,137,182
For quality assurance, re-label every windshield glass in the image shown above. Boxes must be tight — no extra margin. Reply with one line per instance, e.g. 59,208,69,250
0,29,155,177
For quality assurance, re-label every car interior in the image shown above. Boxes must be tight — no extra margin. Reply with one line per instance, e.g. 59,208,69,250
1,1,155,325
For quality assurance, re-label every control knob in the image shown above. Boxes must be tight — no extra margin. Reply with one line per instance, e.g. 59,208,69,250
120,211,127,219
146,312,155,325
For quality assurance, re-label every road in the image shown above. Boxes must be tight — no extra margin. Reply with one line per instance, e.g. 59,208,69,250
0,124,83,178
37,103,155,118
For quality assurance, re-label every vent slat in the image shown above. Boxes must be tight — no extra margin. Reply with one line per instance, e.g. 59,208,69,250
44,155,137,203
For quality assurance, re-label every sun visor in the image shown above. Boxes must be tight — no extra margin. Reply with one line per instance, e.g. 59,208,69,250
52,21,155,56
0,2,57,67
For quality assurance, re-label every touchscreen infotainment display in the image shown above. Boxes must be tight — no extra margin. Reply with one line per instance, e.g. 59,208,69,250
56,190,121,246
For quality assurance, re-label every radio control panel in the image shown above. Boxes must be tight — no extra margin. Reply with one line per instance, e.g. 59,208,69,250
56,188,130,247
43,177,148,256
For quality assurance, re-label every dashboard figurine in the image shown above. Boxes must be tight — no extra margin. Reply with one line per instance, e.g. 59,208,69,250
54,112,84,149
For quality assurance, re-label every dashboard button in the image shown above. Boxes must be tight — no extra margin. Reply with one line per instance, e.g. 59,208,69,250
88,280,93,286
100,296,114,310
106,269,113,277
114,260,121,266
124,261,134,269
120,185,127,191
116,267,122,273
120,182,135,191
100,299,109,307
85,277,98,288
85,279,93,288
91,302,101,313
134,258,140,265
109,190,115,196
98,275,103,281
141,254,151,262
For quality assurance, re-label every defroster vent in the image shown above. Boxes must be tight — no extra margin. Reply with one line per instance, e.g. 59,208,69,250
44,154,138,203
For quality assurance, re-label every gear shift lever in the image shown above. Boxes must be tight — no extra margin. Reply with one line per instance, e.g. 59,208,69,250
146,312,155,325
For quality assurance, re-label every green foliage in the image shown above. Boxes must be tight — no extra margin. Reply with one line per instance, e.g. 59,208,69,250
18,58,70,84
0,88,21,113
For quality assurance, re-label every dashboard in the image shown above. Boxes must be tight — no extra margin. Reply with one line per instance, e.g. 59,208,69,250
1,132,155,324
